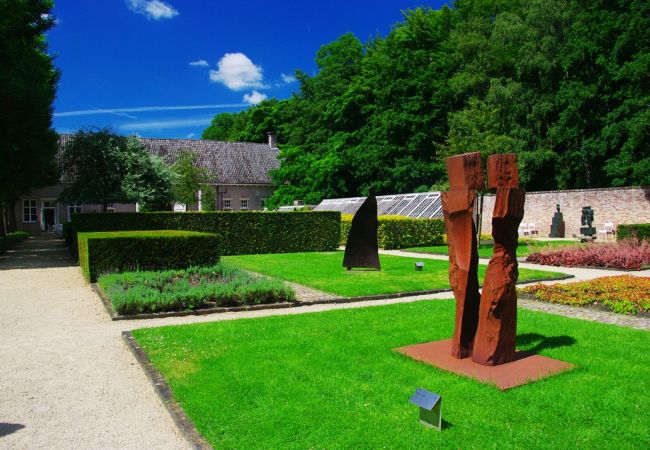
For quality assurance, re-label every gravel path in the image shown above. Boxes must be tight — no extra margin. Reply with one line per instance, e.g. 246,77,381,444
0,235,190,450
1,236,648,448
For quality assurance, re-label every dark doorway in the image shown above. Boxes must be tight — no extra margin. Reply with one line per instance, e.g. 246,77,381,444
43,208,56,231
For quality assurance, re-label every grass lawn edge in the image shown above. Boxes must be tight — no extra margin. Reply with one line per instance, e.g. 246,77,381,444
121,331,212,450
91,272,575,320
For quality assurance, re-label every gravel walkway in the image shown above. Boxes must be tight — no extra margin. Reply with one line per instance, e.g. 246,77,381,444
0,235,189,449
1,236,648,448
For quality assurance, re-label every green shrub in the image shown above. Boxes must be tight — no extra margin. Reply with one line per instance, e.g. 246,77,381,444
340,214,444,249
0,231,30,254
69,211,340,256
98,263,295,315
78,230,220,282
617,224,650,242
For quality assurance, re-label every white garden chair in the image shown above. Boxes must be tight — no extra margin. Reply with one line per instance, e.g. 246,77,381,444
518,223,529,236
598,222,616,240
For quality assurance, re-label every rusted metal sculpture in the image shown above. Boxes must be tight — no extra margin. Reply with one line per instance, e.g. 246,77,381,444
441,153,483,358
343,194,381,271
472,154,525,365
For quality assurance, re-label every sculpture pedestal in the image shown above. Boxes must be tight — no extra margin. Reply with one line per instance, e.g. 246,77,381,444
396,339,574,390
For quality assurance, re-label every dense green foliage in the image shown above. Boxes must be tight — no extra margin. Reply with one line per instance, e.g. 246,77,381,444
59,130,174,210
77,230,220,282
98,263,295,315
69,211,341,255
340,215,444,249
0,231,30,254
0,0,59,234
133,301,650,448
203,1,649,207
617,224,650,242
224,252,566,297
171,150,215,210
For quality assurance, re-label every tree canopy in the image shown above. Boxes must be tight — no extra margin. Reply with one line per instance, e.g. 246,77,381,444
171,150,215,210
59,129,173,211
0,0,59,232
202,0,649,208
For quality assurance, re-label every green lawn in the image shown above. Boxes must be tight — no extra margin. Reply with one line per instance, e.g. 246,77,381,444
222,252,567,297
133,300,650,449
403,240,581,258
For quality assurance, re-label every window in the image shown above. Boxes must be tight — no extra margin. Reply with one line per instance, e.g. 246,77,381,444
260,198,267,208
23,200,37,223
106,203,115,213
68,204,82,221
223,198,232,210
240,198,249,210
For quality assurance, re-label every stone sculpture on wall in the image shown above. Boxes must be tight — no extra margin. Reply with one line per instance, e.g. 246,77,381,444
442,152,525,366
343,194,381,271
441,153,483,358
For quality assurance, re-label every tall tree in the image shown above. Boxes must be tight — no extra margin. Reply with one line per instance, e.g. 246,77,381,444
0,0,59,234
171,150,214,210
59,129,173,211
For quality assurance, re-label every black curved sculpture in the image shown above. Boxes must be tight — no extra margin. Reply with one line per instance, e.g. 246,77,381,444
343,195,381,271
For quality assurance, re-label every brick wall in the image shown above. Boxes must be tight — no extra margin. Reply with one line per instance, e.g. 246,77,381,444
479,187,650,238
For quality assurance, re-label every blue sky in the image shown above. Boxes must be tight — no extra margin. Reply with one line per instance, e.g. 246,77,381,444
50,0,448,139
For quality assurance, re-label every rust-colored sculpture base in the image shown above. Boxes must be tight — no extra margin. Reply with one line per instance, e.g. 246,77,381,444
396,339,574,391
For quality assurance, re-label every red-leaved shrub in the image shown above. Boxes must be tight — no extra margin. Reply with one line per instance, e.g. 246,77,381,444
525,239,650,270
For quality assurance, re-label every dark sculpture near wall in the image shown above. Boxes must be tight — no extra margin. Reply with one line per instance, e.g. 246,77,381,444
580,206,596,241
441,153,483,358
549,204,565,238
472,154,525,365
343,194,381,271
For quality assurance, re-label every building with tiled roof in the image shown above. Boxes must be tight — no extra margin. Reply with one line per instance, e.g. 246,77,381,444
15,133,280,233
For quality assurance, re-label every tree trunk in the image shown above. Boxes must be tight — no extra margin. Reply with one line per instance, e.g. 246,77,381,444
5,201,17,233
0,204,6,236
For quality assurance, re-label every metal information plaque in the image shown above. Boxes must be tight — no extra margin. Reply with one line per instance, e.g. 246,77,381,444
409,388,442,430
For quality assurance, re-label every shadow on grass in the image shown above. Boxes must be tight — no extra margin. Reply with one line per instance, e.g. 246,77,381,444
517,333,577,353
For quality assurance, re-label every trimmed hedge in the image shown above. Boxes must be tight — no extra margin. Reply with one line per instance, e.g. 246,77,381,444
70,211,340,256
78,230,220,282
0,231,30,255
341,214,444,250
617,224,650,242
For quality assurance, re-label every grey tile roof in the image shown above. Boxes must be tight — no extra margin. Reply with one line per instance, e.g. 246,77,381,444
58,134,279,185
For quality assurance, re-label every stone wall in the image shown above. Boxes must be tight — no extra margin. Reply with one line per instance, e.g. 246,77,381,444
480,187,650,238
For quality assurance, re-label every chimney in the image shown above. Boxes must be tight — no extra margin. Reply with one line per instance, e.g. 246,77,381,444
267,131,277,149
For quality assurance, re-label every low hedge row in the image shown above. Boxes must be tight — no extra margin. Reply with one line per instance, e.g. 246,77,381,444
70,211,341,256
617,224,650,242
78,230,221,282
340,214,444,249
0,231,30,255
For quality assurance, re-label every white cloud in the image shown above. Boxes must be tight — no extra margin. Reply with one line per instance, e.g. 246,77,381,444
243,90,267,105
209,53,265,90
126,0,178,20
187,133,195,138
119,117,213,131
281,73,297,84
54,103,246,117
189,59,209,67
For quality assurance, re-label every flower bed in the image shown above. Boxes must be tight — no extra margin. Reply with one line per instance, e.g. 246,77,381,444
98,263,296,315
520,276,650,315
525,239,650,270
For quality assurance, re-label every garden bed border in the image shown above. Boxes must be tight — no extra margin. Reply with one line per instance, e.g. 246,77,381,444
92,273,574,321
122,331,212,450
